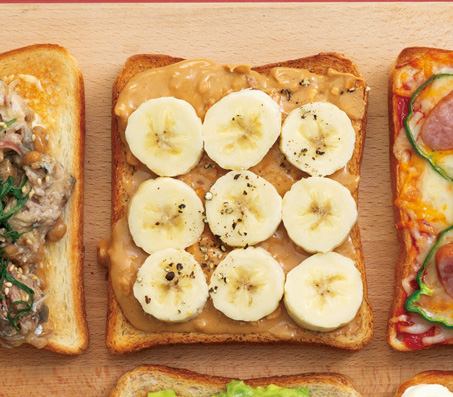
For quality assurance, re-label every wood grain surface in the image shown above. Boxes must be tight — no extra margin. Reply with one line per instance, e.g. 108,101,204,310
0,3,452,397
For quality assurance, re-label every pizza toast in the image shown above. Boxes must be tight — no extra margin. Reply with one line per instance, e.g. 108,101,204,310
388,47,453,350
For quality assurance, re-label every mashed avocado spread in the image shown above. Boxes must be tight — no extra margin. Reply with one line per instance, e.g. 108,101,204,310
147,381,310,397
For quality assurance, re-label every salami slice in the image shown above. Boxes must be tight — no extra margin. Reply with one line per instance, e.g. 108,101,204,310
436,242,453,298
421,90,453,150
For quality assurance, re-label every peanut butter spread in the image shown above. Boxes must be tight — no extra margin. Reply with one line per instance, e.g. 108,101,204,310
98,59,366,337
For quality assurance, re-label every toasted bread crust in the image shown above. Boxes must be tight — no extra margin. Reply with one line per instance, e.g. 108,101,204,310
387,47,453,351
0,44,88,354
395,371,453,396
109,364,362,397
107,53,371,353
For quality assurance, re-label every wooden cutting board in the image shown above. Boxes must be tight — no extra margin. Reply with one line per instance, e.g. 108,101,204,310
0,3,452,396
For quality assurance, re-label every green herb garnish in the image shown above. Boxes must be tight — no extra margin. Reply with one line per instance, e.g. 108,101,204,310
0,254,35,331
0,176,30,236
0,118,16,132
0,175,35,331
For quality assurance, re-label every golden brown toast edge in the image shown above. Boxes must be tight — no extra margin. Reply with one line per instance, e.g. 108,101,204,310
387,47,453,351
0,44,88,354
395,371,453,396
109,364,362,397
107,53,372,353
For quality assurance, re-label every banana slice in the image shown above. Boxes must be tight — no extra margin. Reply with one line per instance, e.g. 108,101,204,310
284,252,363,332
125,97,203,176
133,248,209,322
209,247,285,321
202,89,281,170
128,177,204,254
282,176,357,253
280,102,356,176
205,170,282,247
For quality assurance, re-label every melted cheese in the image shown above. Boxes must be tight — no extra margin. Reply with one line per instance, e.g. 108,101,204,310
418,164,453,225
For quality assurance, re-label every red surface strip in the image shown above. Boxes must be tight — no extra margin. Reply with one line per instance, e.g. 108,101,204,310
0,0,445,3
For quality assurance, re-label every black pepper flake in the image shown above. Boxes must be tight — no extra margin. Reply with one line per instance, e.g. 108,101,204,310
189,271,195,279
214,234,221,239
280,88,291,101
316,150,325,155
234,174,240,180
243,190,247,195
340,90,345,95
209,287,214,293
165,271,175,281
155,222,160,226
280,162,285,168
145,296,151,304
347,87,356,93
244,244,249,249
232,222,237,230
202,263,207,268
177,263,183,271
313,114,317,120
178,204,186,209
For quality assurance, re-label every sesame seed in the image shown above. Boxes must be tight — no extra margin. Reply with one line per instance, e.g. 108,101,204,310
4,282,12,288
26,239,33,245
32,134,36,142
204,192,213,201
4,288,9,295
21,185,27,194
200,245,208,254
45,175,50,183
37,178,42,186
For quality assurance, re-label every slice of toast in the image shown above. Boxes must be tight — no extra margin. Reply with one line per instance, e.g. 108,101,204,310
109,364,362,397
387,47,453,351
0,44,87,354
104,53,371,353
395,371,453,396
